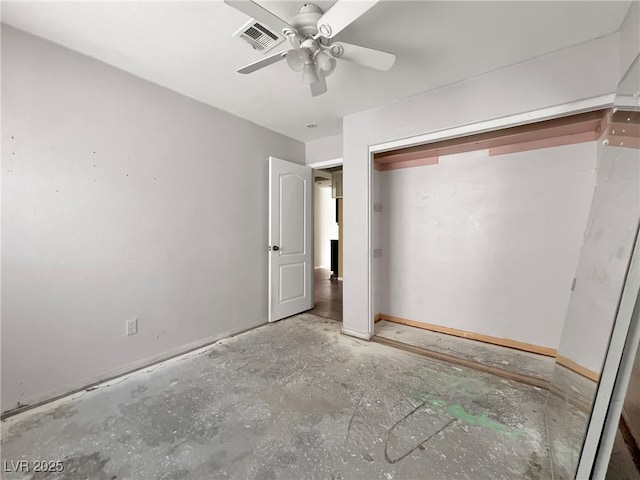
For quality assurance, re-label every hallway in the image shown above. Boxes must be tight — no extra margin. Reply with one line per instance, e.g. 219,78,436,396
308,268,342,322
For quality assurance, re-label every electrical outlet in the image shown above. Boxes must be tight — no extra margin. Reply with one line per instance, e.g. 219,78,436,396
126,319,138,336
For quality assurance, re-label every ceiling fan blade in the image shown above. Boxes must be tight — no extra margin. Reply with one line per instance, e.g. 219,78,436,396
332,42,395,71
237,50,288,74
310,74,327,97
224,0,294,35
316,0,379,39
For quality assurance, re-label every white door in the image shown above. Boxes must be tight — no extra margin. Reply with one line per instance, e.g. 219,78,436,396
269,157,314,322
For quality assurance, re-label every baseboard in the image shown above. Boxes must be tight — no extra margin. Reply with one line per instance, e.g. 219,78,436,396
1,319,267,420
374,313,384,323
372,335,550,390
342,327,372,341
555,355,600,382
377,314,557,357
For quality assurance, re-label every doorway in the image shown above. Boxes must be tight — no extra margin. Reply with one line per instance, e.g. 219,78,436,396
309,165,343,321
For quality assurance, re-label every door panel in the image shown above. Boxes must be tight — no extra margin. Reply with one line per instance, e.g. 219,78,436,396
280,174,305,254
279,263,306,302
269,157,313,322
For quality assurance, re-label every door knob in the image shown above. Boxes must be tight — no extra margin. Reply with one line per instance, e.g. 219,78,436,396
272,245,280,251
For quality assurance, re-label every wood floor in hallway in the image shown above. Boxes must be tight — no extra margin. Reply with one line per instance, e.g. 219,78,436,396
308,267,342,321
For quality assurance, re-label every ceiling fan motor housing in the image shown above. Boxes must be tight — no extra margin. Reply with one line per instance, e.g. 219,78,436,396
291,4,323,37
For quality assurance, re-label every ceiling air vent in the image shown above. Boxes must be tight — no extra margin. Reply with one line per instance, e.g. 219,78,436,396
233,19,285,54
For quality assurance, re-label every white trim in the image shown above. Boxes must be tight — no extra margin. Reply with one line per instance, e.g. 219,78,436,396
367,137,374,338
268,157,275,322
369,94,614,154
342,327,372,341
614,94,640,110
307,158,343,169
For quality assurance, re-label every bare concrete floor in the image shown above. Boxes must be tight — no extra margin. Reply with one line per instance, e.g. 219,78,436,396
2,314,550,480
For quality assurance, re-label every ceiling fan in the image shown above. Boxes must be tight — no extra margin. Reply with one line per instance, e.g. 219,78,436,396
224,0,396,97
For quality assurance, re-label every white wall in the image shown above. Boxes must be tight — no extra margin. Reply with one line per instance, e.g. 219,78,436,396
378,144,597,349
306,133,343,165
314,184,338,268
343,32,622,338
0,26,304,413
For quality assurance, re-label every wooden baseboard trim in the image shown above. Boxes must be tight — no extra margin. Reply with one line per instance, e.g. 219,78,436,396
372,335,550,390
555,355,600,383
374,313,384,323
377,314,557,357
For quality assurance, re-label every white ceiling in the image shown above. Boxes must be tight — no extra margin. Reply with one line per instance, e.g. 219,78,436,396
1,1,631,142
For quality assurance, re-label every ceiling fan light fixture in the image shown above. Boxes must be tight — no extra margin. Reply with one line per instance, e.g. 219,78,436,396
302,62,320,84
315,51,332,71
300,38,316,49
325,58,337,77
315,52,337,77
286,48,307,72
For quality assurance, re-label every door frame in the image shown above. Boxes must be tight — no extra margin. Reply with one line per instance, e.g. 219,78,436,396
307,158,343,170
365,94,615,340
308,157,343,316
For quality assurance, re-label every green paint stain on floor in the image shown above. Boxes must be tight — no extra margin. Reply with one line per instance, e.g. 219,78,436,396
418,395,529,440
446,404,528,439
